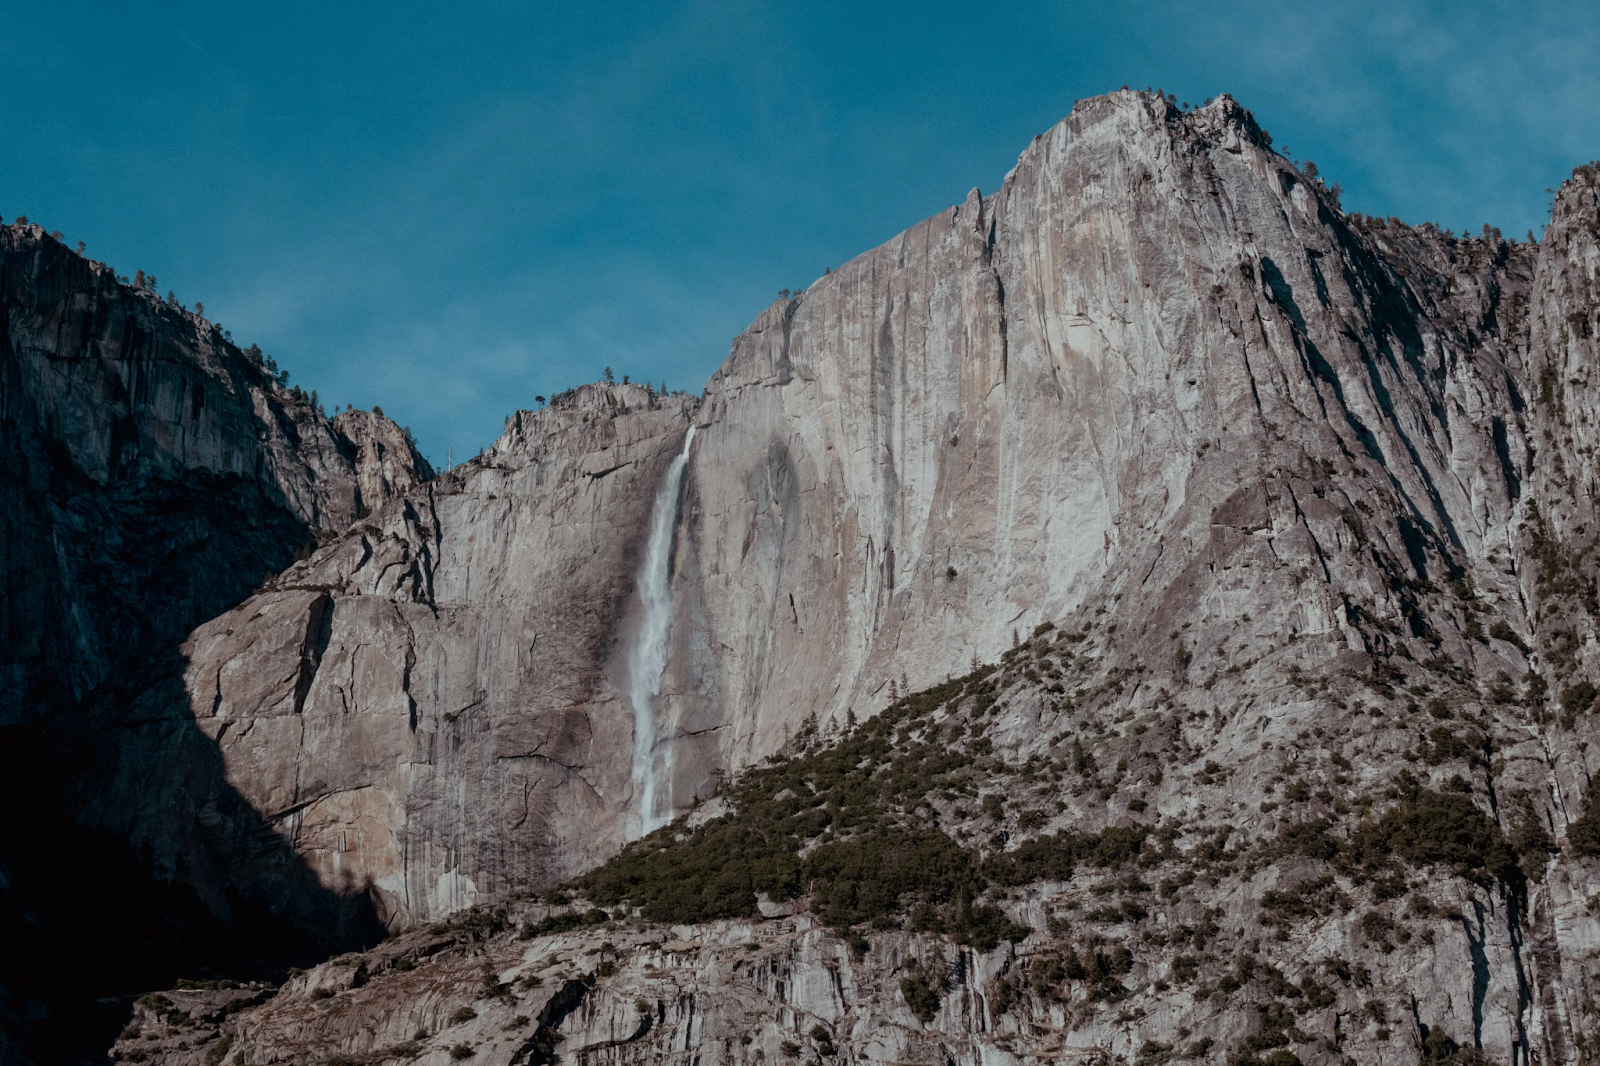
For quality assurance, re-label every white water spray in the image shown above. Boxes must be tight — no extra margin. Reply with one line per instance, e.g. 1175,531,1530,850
627,425,695,837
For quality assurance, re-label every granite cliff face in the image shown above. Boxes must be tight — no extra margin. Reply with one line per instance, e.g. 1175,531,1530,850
23,88,1600,1065
72,383,699,939
114,91,1546,910
0,221,431,1060
0,222,432,724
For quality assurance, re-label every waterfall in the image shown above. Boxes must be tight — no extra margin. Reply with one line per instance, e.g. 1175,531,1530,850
627,425,695,838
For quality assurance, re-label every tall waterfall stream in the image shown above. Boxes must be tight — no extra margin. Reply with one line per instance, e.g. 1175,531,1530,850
626,425,694,838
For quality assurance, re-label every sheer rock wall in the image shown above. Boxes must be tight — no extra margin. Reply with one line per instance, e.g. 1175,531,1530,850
79,384,699,931
58,90,1600,1065
101,91,1582,928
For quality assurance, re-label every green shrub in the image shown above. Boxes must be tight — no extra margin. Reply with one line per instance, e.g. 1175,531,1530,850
1063,944,1134,1001
1029,954,1067,998
1358,787,1517,882
1568,792,1600,856
1360,911,1398,951
952,901,1031,950
900,975,941,1023
1510,810,1555,867
203,1036,232,1066
1421,1026,1458,1063
1273,818,1342,862
522,908,609,938
575,665,1080,935
1420,727,1482,766
1302,979,1335,1008
1137,1040,1171,1063
1563,681,1598,715
805,828,979,929
985,976,1015,1016
1261,875,1341,921
1489,620,1528,651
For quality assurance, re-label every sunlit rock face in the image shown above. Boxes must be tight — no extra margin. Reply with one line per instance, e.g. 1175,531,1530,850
88,383,701,931
66,90,1600,1066
666,89,1532,787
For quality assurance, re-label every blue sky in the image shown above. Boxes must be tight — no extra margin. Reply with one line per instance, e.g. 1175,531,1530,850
5,1,1598,468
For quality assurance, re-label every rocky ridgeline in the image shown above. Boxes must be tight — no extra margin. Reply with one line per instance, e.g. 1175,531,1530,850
73,382,702,938
0,221,433,724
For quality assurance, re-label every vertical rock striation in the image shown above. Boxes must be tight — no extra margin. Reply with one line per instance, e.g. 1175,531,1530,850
90,92,1577,923
662,91,1536,789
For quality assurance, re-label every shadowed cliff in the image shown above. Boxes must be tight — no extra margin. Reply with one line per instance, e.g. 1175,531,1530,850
0,224,431,1062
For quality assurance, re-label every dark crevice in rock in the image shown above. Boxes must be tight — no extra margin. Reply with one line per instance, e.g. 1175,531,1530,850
515,975,594,1065
292,593,335,717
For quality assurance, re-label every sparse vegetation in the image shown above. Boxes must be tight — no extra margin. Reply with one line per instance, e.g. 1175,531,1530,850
521,907,609,938
577,666,1149,939
899,963,943,1024
1567,792,1600,857
203,1035,233,1066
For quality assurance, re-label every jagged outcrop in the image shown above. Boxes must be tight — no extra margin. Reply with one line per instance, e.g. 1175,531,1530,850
332,407,434,519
